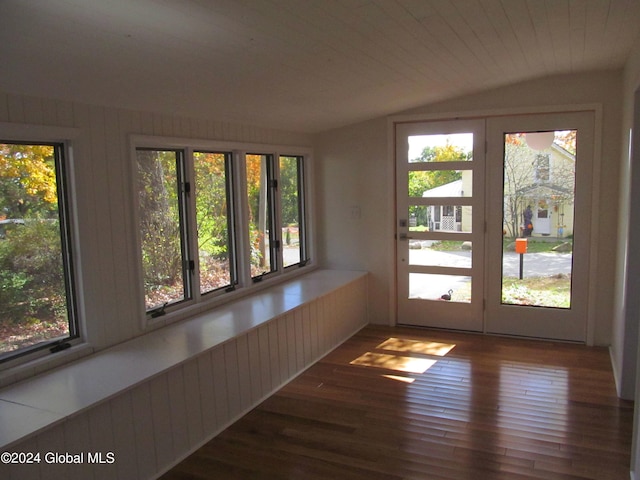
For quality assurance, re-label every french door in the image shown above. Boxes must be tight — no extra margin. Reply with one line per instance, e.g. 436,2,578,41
484,112,594,342
396,111,594,341
395,119,485,331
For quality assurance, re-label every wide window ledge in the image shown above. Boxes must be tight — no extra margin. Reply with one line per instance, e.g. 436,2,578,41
0,269,367,450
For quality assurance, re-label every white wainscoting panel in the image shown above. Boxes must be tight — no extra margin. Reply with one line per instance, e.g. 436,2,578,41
0,271,367,480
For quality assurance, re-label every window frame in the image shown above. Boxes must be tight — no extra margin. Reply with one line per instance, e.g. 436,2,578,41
135,148,194,312
0,137,81,365
130,135,314,326
245,152,279,281
192,150,239,297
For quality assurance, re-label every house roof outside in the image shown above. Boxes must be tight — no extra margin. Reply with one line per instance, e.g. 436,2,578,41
422,179,463,198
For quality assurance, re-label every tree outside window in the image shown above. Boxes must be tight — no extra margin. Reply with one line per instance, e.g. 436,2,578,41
0,142,77,359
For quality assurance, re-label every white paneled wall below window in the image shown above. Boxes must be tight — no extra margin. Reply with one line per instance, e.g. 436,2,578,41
0,273,368,480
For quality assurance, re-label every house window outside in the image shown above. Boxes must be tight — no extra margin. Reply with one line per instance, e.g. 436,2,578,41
0,142,79,361
534,154,550,183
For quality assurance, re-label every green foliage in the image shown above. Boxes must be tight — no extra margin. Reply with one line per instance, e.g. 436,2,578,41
0,142,68,338
502,276,570,308
0,144,58,219
502,238,572,253
136,150,183,296
279,157,299,227
409,143,468,225
0,221,66,325
409,145,469,197
430,240,465,251
194,152,229,260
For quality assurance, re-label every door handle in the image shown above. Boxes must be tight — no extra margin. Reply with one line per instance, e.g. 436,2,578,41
399,233,414,240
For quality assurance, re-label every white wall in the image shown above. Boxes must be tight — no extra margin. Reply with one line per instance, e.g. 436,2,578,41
314,118,391,325
620,35,640,478
614,38,640,404
315,70,624,346
0,91,312,385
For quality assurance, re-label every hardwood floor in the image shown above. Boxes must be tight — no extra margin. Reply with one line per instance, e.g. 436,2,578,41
161,325,633,480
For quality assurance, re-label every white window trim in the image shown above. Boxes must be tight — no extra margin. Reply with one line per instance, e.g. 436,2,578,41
129,135,315,329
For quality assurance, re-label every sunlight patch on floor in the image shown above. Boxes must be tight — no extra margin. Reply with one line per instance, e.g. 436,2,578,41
377,337,456,356
381,374,416,384
350,352,437,374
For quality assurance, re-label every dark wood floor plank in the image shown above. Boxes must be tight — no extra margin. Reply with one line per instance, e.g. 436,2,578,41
161,326,633,480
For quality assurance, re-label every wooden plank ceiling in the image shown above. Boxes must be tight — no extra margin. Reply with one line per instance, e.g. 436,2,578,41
1,0,639,133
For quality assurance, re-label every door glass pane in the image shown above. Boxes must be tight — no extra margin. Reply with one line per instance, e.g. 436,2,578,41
409,273,471,303
194,151,234,294
501,131,575,308
409,241,472,268
408,134,474,163
409,170,472,197
136,149,186,310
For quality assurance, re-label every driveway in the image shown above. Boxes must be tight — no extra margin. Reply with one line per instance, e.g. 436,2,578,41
408,249,572,277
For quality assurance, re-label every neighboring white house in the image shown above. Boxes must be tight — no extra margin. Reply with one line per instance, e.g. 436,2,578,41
422,143,575,238
422,170,472,233
504,142,576,238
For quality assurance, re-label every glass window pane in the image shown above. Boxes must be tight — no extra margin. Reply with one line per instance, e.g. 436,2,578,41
410,170,472,197
246,154,275,277
409,205,472,233
409,273,471,302
280,155,303,268
136,149,186,310
501,131,576,308
194,151,234,294
0,143,75,357
408,133,473,163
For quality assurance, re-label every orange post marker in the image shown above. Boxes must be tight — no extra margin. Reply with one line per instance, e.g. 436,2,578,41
515,238,528,254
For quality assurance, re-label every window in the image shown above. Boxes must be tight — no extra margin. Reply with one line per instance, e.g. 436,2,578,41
246,154,277,279
136,149,191,311
0,141,78,361
279,155,308,268
194,151,237,294
134,139,312,319
534,154,550,183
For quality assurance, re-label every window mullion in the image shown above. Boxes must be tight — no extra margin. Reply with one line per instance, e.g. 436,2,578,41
225,152,239,289
55,143,80,337
297,156,309,265
235,151,253,287
176,150,194,302
183,148,201,303
268,153,281,274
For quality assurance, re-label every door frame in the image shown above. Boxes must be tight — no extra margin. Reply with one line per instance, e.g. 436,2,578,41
389,105,602,345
